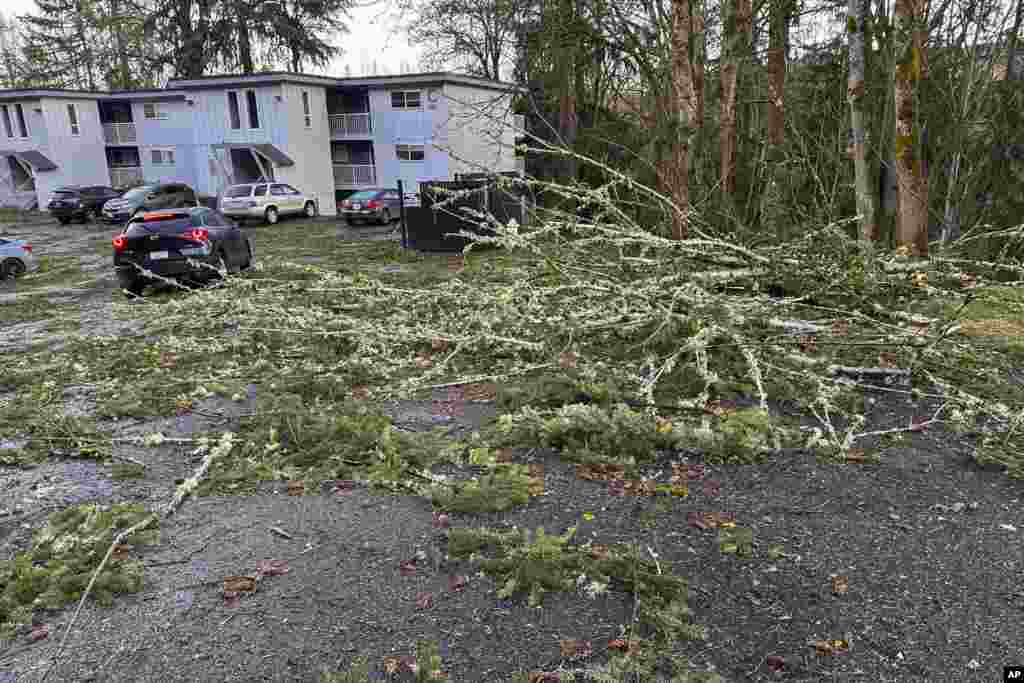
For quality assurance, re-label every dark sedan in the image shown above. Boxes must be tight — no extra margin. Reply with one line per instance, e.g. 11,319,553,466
48,185,121,224
112,207,253,297
338,188,402,225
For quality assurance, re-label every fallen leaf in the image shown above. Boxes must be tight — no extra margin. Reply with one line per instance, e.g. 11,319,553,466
655,416,673,433
909,416,928,432
911,271,928,288
111,543,132,561
607,638,641,655
704,401,736,417
415,355,434,369
223,575,257,593
431,338,450,352
878,351,898,368
447,255,465,272
559,639,593,660
766,654,785,672
527,463,545,496
702,479,721,497
623,479,657,496
670,483,689,497
29,625,49,642
495,447,514,463
607,479,626,497
831,320,850,337
463,382,497,401
797,335,818,353
399,655,419,674
416,592,433,609
582,512,594,521
687,511,709,530
844,449,868,463
558,351,578,369
350,385,371,400
528,673,561,683
429,670,449,680
223,591,241,608
448,574,467,592
399,559,417,577
384,657,401,674
332,480,356,495
576,463,625,481
432,511,451,528
959,272,978,289
813,639,850,655
589,544,611,560
831,575,849,595
256,559,289,577
286,480,305,496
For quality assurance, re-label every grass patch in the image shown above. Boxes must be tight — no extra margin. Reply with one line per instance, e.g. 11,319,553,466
0,503,158,639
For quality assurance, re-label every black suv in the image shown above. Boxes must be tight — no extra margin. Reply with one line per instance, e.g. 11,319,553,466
101,182,199,224
48,185,122,224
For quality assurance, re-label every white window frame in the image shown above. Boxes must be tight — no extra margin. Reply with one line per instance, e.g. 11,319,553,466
227,91,242,130
1,105,13,138
396,144,425,162
143,102,168,121
67,103,80,136
150,147,176,166
390,90,422,110
14,103,29,138
245,89,261,130
301,90,312,128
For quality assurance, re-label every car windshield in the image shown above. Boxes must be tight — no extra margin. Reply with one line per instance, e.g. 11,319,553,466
122,186,156,200
347,191,380,201
225,186,253,198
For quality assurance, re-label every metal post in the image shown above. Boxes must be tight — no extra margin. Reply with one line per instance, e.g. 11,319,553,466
397,178,408,248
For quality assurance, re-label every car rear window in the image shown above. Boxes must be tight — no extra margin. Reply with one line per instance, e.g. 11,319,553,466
224,186,252,198
127,217,193,232
254,185,268,197
52,191,78,199
347,191,379,201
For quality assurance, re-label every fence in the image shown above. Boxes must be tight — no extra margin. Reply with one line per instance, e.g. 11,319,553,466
400,176,526,252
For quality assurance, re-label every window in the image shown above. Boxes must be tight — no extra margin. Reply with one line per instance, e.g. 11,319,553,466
67,103,80,135
391,91,421,109
283,184,300,194
301,90,312,128
254,184,268,196
143,102,167,120
270,184,287,196
1,105,12,138
246,90,260,129
227,92,241,129
396,144,425,162
151,148,176,165
14,103,28,137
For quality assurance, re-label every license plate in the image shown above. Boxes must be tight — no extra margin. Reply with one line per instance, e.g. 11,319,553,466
352,203,361,210
149,251,169,260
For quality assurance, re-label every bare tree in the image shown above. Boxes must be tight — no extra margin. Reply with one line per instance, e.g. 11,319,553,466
720,0,752,199
893,0,929,255
848,0,877,241
663,0,700,239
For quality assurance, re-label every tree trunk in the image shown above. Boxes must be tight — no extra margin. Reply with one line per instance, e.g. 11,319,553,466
893,0,929,256
1009,0,1024,81
238,9,254,73
691,0,705,187
662,0,699,239
767,0,787,148
557,0,577,184
109,0,131,89
848,0,877,241
720,0,752,199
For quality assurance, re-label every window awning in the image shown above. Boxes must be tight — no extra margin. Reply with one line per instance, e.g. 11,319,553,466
213,143,294,167
0,149,58,172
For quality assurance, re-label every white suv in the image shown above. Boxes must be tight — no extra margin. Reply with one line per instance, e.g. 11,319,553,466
219,182,318,224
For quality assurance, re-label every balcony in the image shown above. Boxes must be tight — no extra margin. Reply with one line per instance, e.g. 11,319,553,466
332,164,376,188
329,113,372,138
103,122,137,145
110,166,144,189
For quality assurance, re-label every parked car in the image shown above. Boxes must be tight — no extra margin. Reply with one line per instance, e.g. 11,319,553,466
48,185,121,224
112,207,253,297
218,182,318,225
0,237,37,279
102,182,199,224
339,188,403,225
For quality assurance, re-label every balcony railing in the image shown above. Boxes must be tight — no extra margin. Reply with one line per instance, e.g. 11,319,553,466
329,113,372,137
103,122,137,145
110,166,144,189
332,164,376,188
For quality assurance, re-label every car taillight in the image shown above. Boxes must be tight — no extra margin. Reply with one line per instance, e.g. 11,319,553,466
112,236,126,251
188,228,209,242
365,200,380,209
22,244,32,252
341,200,351,208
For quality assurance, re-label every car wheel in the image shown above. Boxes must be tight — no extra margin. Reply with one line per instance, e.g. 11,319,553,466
122,279,146,298
57,216,71,225
1,258,26,279
379,209,391,226
265,207,279,225
304,201,317,218
81,209,94,224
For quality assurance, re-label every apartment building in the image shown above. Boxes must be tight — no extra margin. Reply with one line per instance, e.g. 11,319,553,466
0,71,522,216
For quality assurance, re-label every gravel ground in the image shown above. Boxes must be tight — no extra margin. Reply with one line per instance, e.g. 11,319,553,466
1,215,1023,683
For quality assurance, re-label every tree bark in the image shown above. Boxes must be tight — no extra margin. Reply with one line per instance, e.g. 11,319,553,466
767,0,787,148
893,0,929,256
848,0,877,241
1009,0,1024,81
662,0,699,239
720,0,752,198
556,0,577,183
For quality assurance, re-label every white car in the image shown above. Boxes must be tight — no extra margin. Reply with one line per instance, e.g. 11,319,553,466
218,182,318,225
0,237,37,279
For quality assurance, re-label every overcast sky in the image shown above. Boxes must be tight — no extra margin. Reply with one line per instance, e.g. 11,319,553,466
4,0,425,78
